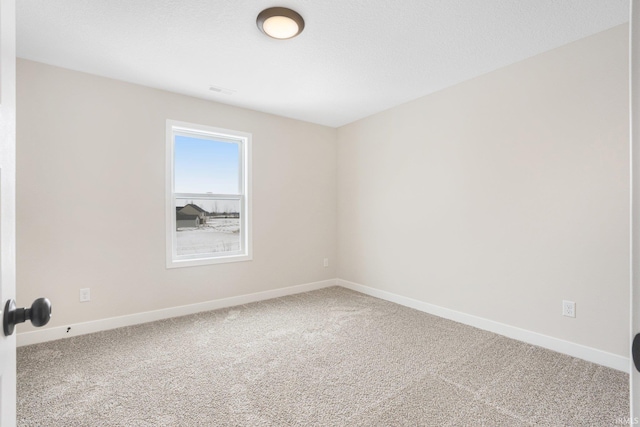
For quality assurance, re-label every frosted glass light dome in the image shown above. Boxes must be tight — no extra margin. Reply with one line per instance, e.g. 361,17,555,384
257,8,305,40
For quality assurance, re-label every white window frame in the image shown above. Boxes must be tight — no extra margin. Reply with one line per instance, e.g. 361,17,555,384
166,120,252,268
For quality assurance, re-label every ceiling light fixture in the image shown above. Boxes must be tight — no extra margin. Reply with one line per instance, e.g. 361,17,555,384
257,7,305,40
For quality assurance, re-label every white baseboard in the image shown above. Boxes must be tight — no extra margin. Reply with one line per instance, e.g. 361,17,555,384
337,279,630,373
17,279,337,347
19,277,629,374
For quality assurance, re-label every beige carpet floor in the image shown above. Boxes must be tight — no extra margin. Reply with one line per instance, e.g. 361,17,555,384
17,287,628,426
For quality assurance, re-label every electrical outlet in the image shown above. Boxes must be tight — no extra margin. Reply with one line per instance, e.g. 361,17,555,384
80,288,91,302
323,258,329,268
562,300,575,318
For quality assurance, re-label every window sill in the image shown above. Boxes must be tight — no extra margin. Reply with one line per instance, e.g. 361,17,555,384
166,253,252,269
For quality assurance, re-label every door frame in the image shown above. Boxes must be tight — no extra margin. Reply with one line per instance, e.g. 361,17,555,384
631,0,640,423
0,0,18,425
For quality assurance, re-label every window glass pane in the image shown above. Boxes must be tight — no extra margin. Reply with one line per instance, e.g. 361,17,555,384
175,198,241,256
174,135,240,194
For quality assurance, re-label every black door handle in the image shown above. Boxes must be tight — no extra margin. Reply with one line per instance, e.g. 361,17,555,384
3,298,51,336
634,333,640,372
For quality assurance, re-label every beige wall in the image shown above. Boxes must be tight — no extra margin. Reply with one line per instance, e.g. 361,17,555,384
17,24,630,358
337,25,630,356
16,59,337,330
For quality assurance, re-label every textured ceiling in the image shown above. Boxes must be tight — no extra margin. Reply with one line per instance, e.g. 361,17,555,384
17,0,630,128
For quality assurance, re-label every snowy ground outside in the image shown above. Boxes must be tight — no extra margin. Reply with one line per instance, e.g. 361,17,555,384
176,218,240,255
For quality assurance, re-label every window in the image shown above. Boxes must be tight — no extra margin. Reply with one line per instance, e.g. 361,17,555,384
166,120,251,268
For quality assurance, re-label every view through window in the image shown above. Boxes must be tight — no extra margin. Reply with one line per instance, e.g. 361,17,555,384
167,121,251,267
